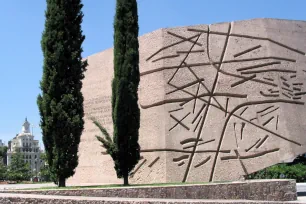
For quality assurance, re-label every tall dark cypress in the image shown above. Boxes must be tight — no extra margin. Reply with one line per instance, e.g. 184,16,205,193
37,0,87,187
95,0,140,185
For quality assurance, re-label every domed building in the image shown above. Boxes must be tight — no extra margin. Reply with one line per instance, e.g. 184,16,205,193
7,118,44,175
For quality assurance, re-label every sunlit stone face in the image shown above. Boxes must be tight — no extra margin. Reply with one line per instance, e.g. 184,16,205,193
68,18,306,185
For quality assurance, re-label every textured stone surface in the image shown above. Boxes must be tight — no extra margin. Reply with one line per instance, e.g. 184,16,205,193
1,180,297,201
0,193,304,204
68,18,306,185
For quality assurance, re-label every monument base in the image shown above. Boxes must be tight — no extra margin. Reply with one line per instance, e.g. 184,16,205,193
1,179,297,201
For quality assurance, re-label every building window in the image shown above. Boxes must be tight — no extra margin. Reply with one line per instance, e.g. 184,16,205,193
35,155,37,159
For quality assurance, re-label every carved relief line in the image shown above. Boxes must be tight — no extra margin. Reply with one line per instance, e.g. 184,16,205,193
282,87,293,92
193,83,201,114
185,63,225,111
241,69,296,75
193,116,203,132
192,103,206,124
295,92,306,96
260,91,279,97
194,156,211,168
168,34,202,83
209,99,303,182
168,83,207,106
169,113,191,131
293,87,301,91
245,139,261,152
183,139,215,149
260,107,279,117
240,107,248,116
177,49,205,54
146,33,201,61
282,93,291,99
231,74,256,88
236,61,281,72
141,26,305,182
234,45,261,58
233,123,238,148
262,116,274,126
130,159,147,178
280,76,288,81
256,135,269,148
140,92,246,109
101,148,232,155
173,155,189,162
166,78,204,95
148,157,160,168
167,31,203,46
263,77,274,82
235,150,248,175
181,138,203,145
221,148,280,160
183,23,232,182
187,28,306,55
240,122,246,140
152,54,179,62
196,97,301,146
169,107,184,113
141,57,295,77
178,161,185,166
225,98,229,117
140,149,231,153
219,67,277,87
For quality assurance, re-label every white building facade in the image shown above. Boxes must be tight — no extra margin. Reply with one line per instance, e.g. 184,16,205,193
0,140,4,147
7,118,44,175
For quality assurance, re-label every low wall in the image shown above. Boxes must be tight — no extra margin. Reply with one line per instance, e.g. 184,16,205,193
0,179,297,201
0,193,303,204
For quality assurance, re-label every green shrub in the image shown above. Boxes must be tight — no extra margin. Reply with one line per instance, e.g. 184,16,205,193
247,163,306,182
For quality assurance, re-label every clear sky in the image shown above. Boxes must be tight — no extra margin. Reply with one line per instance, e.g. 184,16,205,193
0,0,305,146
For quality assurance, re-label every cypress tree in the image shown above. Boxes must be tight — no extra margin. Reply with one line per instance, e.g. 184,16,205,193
37,0,87,187
95,0,140,186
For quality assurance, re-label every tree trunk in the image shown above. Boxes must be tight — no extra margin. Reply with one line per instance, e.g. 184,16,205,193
58,177,66,187
123,175,129,186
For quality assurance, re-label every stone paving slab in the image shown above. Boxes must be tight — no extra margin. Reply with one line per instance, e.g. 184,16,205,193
0,180,297,201
0,193,305,204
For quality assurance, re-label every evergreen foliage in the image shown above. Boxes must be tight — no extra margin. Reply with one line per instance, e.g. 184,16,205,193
37,0,87,187
0,157,7,180
0,146,8,165
247,162,306,182
95,0,140,186
39,153,52,182
7,153,31,182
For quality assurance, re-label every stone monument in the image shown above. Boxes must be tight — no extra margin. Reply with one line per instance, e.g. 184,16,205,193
68,18,306,184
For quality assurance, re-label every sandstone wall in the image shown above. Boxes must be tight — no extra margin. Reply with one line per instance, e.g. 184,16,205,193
68,18,306,184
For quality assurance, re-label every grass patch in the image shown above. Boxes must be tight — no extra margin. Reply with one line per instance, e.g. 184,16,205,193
19,180,231,191
18,182,53,184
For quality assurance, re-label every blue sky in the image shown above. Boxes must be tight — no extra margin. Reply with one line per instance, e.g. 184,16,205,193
0,0,305,146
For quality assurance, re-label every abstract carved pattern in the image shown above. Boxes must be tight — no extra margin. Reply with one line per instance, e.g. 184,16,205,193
69,19,306,185
135,20,306,182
